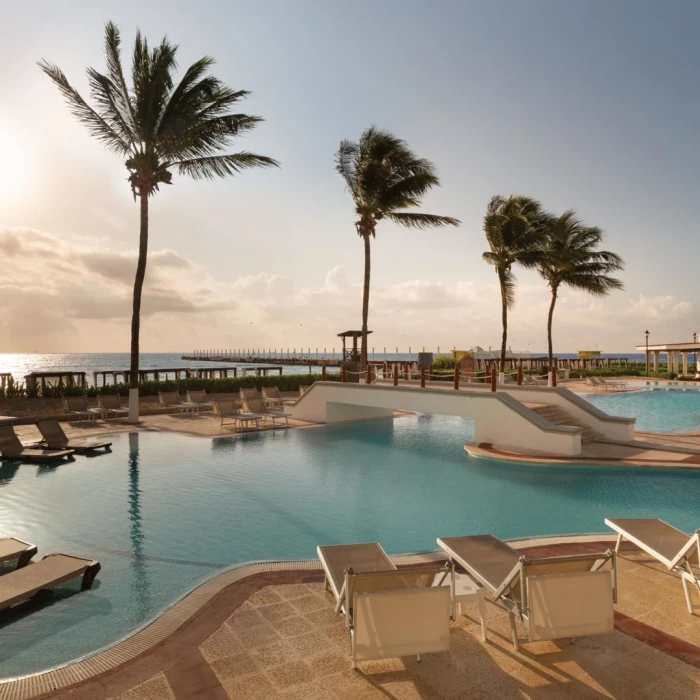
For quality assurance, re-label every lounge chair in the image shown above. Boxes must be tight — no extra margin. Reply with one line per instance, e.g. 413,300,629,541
212,399,262,430
36,419,112,453
597,377,627,391
0,538,37,570
0,553,101,610
438,535,616,650
63,395,102,421
523,375,547,386
606,518,700,613
158,391,197,413
262,386,284,408
97,394,129,419
243,397,289,428
0,425,74,462
318,542,452,668
186,389,212,412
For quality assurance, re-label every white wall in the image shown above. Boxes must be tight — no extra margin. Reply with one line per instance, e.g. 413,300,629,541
289,382,582,457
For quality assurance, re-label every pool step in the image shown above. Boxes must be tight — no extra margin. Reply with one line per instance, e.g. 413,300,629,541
526,403,604,444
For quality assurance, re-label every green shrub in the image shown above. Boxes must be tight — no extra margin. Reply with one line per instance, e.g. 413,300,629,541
431,356,456,370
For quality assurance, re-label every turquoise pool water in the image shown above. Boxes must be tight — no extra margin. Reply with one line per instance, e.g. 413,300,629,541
3,415,700,678
584,388,700,433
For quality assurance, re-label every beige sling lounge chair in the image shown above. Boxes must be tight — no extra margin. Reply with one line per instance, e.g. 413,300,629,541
159,391,197,413
318,543,452,669
606,518,700,613
0,425,74,462
97,394,129,419
63,395,102,421
243,396,289,428
438,535,616,650
36,419,112,453
0,553,101,610
0,538,37,570
212,400,262,430
262,386,284,408
186,390,212,412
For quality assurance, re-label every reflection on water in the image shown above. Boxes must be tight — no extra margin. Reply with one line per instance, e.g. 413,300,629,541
128,432,151,621
0,461,20,485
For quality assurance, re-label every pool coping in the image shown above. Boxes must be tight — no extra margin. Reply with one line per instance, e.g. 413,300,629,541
0,533,617,700
465,441,700,469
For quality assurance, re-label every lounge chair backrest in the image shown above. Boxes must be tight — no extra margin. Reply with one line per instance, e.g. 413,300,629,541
98,394,122,409
244,397,267,414
64,395,89,412
526,569,614,641
262,387,281,400
240,387,261,401
212,399,237,417
299,385,309,396
159,392,181,407
187,390,208,403
36,419,68,447
0,424,23,453
349,567,441,599
352,586,450,664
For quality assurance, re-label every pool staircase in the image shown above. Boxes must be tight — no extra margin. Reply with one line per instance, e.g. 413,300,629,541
524,403,604,444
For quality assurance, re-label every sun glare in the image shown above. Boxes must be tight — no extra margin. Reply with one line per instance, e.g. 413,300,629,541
0,127,27,202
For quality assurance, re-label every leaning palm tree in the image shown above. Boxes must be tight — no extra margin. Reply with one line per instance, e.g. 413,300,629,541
39,22,278,422
537,210,623,368
335,127,459,370
482,195,545,380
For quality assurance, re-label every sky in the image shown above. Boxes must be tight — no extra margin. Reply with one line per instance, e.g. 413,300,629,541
0,0,698,354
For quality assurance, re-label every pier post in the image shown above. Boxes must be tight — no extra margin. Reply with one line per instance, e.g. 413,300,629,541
420,366,425,388
491,368,497,392
404,363,409,380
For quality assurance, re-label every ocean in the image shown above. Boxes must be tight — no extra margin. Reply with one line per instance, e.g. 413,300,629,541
0,352,648,387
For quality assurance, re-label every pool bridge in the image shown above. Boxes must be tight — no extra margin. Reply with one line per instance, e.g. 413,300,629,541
286,381,635,457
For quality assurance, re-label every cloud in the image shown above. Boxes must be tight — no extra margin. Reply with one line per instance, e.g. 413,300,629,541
0,226,693,354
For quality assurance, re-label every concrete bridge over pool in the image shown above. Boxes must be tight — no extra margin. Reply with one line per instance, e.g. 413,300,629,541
286,380,636,458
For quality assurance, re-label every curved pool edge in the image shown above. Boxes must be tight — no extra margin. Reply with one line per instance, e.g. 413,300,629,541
0,533,617,700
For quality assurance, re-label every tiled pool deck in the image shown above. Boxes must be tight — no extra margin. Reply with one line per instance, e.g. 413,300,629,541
5,539,700,700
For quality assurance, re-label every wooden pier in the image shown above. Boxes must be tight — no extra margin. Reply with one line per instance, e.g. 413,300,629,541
181,354,341,368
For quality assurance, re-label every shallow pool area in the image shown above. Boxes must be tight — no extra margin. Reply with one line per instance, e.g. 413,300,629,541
4,415,700,678
584,388,700,433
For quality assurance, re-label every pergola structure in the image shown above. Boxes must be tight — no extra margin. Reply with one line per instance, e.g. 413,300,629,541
635,341,700,375
338,330,372,362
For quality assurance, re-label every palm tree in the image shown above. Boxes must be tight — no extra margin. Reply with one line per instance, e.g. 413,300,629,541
482,195,545,380
39,22,278,422
335,127,459,370
537,210,623,368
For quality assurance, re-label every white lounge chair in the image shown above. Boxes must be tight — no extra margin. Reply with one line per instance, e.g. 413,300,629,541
317,542,452,669
63,395,102,421
438,535,616,650
97,394,129,419
606,518,700,613
212,399,262,430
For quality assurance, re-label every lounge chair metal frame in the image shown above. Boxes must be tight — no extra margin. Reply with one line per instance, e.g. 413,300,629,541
186,390,213,412
606,517,700,613
439,536,617,650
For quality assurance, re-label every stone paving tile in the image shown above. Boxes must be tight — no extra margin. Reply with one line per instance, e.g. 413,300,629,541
198,624,243,662
276,680,331,700
209,652,260,682
231,621,280,648
306,650,348,677
271,613,315,638
221,673,278,700
107,673,175,700
267,660,314,688
276,583,314,599
249,639,299,668
288,593,328,614
247,587,284,607
226,607,265,630
286,629,332,657
258,601,298,622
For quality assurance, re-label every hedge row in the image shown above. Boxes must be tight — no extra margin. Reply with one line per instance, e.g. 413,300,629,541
0,373,342,399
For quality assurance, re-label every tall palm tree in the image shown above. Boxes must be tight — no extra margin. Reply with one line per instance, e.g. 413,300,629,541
335,127,459,369
40,22,278,422
482,195,544,379
537,210,623,367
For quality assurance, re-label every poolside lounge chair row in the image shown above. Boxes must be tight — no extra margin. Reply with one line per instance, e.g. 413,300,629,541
318,533,617,668
0,536,100,612
0,421,111,462
320,517,700,670
585,376,627,391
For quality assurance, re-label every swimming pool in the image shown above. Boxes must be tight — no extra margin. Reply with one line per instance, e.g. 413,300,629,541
584,389,700,433
3,415,700,679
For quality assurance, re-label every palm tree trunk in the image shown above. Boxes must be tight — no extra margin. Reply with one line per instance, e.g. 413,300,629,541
360,233,371,371
128,193,149,423
498,269,508,382
547,286,558,369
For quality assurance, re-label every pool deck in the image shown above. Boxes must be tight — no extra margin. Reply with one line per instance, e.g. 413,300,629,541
6,536,700,699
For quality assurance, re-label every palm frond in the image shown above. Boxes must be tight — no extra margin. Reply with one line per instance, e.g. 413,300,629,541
37,60,131,155
335,140,359,194
104,22,137,136
171,152,279,179
386,212,460,229
499,268,516,309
